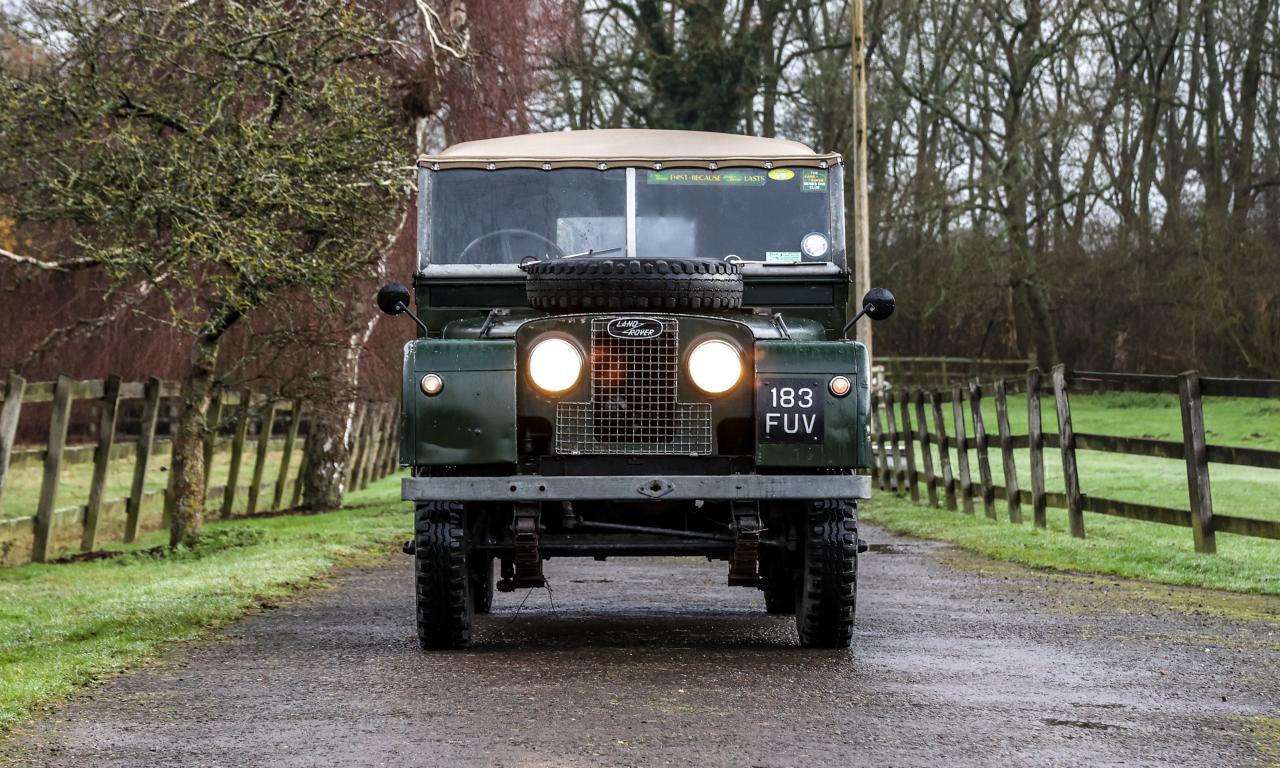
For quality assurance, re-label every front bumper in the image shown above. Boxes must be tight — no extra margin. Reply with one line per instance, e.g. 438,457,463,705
402,473,872,502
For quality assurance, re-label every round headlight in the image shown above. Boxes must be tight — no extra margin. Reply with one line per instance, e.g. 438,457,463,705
528,337,583,393
688,339,742,395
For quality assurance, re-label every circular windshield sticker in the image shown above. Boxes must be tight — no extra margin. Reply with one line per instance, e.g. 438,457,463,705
768,169,795,181
801,232,829,259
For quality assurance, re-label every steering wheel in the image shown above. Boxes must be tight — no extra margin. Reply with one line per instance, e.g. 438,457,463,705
458,228,566,263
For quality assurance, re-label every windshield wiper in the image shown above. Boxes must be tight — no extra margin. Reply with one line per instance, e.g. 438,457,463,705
562,245,624,259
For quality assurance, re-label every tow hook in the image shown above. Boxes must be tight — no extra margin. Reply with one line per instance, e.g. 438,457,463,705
402,539,415,555
857,538,869,554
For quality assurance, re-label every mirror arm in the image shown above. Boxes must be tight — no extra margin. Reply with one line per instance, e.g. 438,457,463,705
397,301,429,336
842,305,871,338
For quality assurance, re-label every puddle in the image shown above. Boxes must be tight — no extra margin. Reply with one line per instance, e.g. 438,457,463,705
1043,718,1118,731
865,543,916,555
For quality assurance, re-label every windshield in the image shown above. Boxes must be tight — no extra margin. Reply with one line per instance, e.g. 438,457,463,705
420,165,843,267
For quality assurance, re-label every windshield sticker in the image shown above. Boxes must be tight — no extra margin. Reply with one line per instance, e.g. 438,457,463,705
767,169,795,181
800,232,830,258
765,251,802,264
646,170,766,187
801,170,828,192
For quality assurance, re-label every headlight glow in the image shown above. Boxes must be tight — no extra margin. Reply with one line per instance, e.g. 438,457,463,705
688,339,742,394
528,337,583,393
420,373,444,396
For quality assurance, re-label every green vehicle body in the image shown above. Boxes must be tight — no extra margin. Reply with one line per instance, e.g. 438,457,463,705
384,129,892,649
400,328,872,470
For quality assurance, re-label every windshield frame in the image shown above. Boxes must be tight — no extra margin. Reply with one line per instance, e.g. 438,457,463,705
415,163,846,273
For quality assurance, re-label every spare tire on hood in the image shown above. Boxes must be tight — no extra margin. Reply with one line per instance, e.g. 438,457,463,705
521,257,743,312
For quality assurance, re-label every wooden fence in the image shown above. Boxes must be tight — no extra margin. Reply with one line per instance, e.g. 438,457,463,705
0,372,399,567
869,364,1280,553
877,356,1028,391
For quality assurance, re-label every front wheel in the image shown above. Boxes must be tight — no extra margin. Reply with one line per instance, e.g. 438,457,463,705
760,549,796,614
470,554,495,615
795,500,858,648
415,501,473,649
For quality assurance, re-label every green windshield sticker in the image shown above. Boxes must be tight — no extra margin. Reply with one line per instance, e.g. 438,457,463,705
647,170,767,187
801,169,828,192
765,251,802,263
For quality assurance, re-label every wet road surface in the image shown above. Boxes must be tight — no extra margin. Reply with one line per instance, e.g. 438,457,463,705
5,523,1280,767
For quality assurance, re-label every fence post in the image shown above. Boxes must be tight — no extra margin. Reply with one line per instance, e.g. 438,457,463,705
915,390,938,507
969,381,997,519
930,391,956,510
885,391,902,492
1027,369,1047,529
201,390,223,498
246,400,278,516
124,377,161,543
292,433,308,508
899,392,919,502
221,389,251,519
273,399,304,510
869,393,885,490
993,379,1023,523
33,375,75,562
358,408,377,491
366,406,384,484
951,386,974,514
385,411,401,477
0,372,26,511
1051,364,1086,539
378,405,397,479
1177,371,1217,554
82,375,122,552
375,405,393,482
346,404,368,491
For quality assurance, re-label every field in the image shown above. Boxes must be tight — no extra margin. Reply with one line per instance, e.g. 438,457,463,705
864,390,1280,593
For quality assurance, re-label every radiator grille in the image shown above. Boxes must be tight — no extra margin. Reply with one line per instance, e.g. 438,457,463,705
555,318,712,455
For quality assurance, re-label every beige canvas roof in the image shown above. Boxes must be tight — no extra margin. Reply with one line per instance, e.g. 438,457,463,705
418,129,841,170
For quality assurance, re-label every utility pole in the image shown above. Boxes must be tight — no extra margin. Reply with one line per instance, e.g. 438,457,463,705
848,0,872,356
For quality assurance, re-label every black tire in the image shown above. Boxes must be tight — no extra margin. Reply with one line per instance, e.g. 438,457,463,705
415,501,472,649
760,550,796,614
795,500,858,648
521,257,743,312
470,554,495,614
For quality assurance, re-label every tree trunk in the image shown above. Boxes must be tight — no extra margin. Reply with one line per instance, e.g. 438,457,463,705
169,309,237,547
301,402,350,510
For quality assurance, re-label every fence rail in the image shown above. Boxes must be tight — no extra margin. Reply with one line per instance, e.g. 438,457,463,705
870,365,1280,553
0,372,398,567
877,356,1028,390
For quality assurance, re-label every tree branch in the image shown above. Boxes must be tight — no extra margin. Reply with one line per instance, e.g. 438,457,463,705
0,247,97,272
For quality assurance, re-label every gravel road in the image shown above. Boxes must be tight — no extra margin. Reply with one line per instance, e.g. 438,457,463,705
5,523,1279,767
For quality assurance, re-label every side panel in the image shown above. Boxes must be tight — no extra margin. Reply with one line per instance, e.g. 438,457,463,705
754,340,870,468
404,339,517,466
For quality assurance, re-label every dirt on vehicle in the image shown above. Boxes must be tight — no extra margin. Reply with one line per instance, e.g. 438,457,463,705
5,522,1279,768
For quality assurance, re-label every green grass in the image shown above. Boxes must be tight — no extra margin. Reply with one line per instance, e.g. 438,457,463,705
871,390,1280,594
1,440,305,520
0,476,409,735
863,495,1280,595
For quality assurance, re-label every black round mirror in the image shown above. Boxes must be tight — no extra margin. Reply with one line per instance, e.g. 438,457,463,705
862,287,895,321
377,282,411,316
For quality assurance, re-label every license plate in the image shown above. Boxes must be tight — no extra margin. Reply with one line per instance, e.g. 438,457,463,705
757,377,824,444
